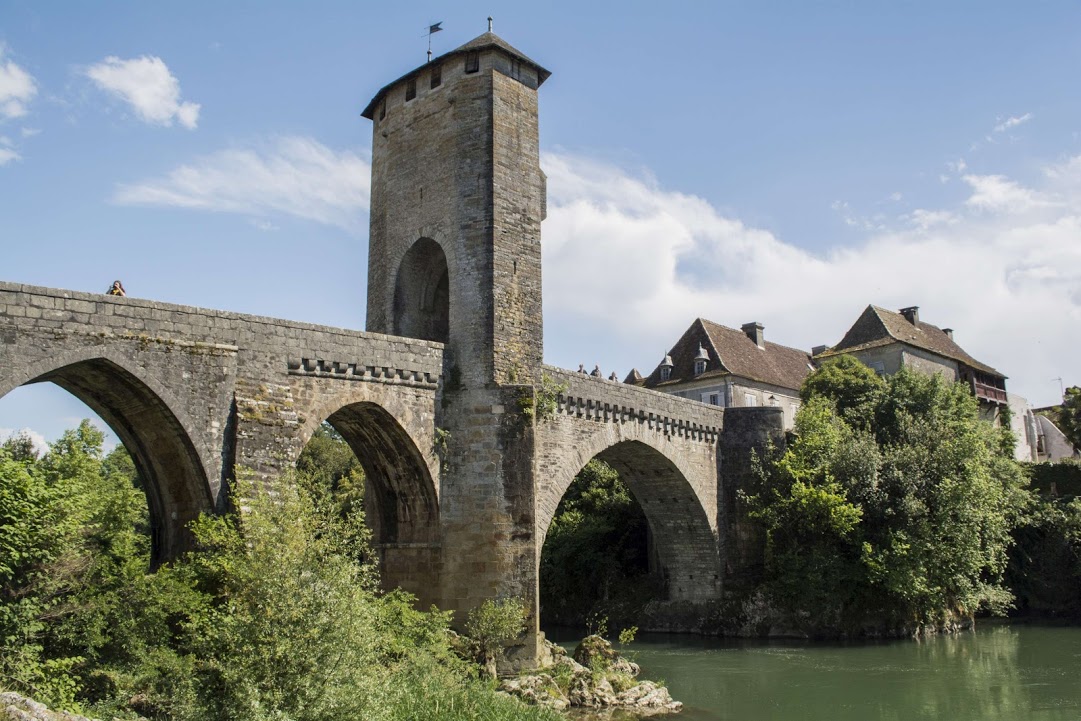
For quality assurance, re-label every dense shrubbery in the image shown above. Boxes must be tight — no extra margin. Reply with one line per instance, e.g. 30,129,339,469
0,422,558,720
1007,460,1081,618
743,357,1027,635
538,358,1081,637
539,460,660,629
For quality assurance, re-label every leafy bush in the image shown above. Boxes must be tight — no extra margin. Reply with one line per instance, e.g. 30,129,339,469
745,362,1027,635
1007,491,1081,617
464,597,527,679
0,421,557,721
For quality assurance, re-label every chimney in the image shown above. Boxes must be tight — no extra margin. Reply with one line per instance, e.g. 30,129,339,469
899,306,920,325
812,344,829,356
942,328,953,340
742,322,765,348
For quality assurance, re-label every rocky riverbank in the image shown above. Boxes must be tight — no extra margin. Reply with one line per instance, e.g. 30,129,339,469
1,693,98,721
498,635,681,716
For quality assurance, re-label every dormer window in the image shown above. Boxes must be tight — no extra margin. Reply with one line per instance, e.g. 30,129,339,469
693,344,709,376
405,78,416,101
659,352,674,382
465,51,480,74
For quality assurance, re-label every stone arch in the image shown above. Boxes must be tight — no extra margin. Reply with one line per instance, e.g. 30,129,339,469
296,388,441,602
538,433,720,603
393,237,450,343
0,348,217,565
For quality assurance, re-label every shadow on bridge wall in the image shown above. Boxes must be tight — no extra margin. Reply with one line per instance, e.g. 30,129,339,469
321,402,442,605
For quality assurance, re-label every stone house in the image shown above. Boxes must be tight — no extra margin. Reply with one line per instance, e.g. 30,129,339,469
815,304,1042,462
629,318,813,429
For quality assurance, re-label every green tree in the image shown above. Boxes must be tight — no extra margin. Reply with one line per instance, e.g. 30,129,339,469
539,460,655,628
747,364,1026,635
0,421,151,710
1058,386,1081,451
1,419,560,721
296,422,366,518
800,355,885,431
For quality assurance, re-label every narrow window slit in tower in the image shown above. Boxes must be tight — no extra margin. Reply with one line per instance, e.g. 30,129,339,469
430,64,442,89
405,78,416,101
465,51,479,74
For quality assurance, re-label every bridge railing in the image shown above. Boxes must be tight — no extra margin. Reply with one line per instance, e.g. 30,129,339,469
542,365,725,444
0,280,446,386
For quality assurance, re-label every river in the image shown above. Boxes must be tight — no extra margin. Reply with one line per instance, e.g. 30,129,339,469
546,622,1081,720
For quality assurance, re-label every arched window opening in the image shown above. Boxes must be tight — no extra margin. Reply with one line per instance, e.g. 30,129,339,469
394,238,450,343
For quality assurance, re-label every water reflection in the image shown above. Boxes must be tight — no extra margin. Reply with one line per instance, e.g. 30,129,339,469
546,623,1081,721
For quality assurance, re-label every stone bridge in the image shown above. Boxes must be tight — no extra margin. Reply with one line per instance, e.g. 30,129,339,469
0,281,782,654
0,30,786,663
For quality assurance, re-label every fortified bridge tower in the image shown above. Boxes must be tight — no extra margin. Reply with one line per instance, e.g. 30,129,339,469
357,30,783,660
0,29,786,666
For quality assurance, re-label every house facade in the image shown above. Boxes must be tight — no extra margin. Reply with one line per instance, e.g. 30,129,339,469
815,304,1043,462
630,318,813,430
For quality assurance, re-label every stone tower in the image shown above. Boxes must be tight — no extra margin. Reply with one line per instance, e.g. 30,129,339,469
362,30,551,660
362,30,549,387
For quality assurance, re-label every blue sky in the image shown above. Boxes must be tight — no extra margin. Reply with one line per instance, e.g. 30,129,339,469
2,1,1080,449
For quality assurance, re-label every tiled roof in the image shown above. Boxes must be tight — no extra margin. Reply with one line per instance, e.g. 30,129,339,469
817,305,1004,378
636,318,813,392
453,32,550,81
361,31,550,118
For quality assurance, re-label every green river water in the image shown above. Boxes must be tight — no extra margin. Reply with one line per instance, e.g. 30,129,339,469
547,622,1081,721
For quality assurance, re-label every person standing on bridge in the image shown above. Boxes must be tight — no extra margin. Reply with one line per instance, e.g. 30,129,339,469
106,280,126,297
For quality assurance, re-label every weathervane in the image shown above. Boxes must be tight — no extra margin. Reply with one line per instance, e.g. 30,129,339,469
427,21,443,62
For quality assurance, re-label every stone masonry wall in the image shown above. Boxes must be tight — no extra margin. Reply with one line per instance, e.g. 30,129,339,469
533,367,727,614
0,281,444,589
367,52,495,388
717,406,786,590
490,70,544,384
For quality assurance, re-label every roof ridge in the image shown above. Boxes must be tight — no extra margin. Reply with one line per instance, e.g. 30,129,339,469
699,317,810,355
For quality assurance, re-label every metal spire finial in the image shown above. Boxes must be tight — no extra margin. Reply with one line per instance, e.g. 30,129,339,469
488,16,493,32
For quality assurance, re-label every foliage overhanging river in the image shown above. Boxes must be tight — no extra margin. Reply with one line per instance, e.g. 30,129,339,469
548,622,1081,720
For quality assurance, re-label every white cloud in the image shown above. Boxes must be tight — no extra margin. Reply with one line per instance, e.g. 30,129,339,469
20,127,40,138
962,173,1057,213
112,136,370,230
993,113,1034,134
0,46,36,120
948,158,968,174
540,152,1081,407
908,209,957,229
249,218,280,232
84,55,200,129
0,427,49,457
0,135,19,165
